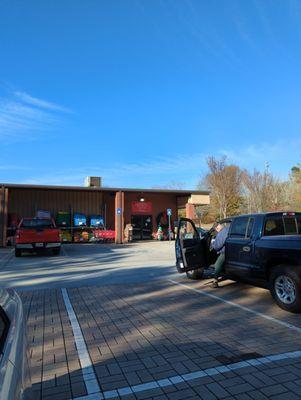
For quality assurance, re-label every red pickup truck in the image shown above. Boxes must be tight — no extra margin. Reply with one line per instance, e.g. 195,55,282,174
15,218,61,257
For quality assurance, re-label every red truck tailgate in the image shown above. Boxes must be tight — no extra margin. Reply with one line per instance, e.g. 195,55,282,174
16,218,61,244
17,228,60,243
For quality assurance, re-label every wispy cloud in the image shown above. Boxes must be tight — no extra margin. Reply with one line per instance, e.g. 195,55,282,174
22,153,207,188
171,0,242,67
20,139,301,188
0,88,71,142
218,139,301,177
14,91,72,113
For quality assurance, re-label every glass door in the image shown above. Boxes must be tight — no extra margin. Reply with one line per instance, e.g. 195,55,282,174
131,215,143,240
131,215,153,240
142,216,152,239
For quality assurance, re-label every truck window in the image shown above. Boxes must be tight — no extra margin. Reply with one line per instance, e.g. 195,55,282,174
283,217,298,235
264,217,284,236
229,217,249,238
264,215,301,236
0,307,10,353
179,220,198,240
246,218,254,238
21,219,54,229
298,217,301,234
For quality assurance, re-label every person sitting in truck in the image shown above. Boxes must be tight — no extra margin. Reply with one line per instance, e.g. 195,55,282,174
211,222,230,288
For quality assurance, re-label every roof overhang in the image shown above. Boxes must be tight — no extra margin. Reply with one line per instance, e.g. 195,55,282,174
0,183,210,196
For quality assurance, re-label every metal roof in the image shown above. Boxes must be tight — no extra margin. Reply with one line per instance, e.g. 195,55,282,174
1,182,210,196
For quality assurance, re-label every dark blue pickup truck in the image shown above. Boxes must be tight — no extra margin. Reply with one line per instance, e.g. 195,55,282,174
175,212,301,313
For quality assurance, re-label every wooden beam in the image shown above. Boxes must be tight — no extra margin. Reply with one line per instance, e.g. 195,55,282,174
3,188,8,247
0,186,8,247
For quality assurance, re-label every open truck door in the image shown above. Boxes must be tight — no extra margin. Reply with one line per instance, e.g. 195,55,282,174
176,218,206,274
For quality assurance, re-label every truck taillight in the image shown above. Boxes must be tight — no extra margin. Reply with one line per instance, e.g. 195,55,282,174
283,212,295,216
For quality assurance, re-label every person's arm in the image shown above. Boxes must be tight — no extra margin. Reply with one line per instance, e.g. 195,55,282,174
212,228,228,252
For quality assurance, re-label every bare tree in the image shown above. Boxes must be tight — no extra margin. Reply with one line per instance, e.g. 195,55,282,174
289,165,301,211
204,156,243,219
199,158,298,218
242,165,288,213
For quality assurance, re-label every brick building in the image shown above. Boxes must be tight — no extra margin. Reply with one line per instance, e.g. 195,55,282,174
0,182,210,246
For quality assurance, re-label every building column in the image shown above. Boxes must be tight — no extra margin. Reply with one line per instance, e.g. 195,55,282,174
115,191,124,244
0,187,8,247
185,203,196,220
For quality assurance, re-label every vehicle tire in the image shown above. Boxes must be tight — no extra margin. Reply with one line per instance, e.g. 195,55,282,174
186,268,204,280
52,248,61,256
269,265,301,313
15,248,22,257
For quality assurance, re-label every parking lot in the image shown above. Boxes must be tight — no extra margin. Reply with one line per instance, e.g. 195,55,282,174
1,242,301,400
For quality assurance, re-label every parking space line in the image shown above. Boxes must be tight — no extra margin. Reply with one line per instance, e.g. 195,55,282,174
70,349,301,400
61,288,102,398
62,278,301,400
168,279,301,334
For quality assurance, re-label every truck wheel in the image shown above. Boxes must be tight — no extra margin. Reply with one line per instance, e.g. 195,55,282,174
186,268,204,280
52,248,61,256
15,248,22,257
270,265,301,313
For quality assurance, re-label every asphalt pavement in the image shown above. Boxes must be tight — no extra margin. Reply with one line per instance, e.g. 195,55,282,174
0,241,178,290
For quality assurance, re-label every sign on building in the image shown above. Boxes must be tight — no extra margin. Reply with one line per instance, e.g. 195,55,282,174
131,201,152,214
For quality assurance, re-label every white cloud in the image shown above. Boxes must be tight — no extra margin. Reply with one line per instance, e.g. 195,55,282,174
19,139,301,188
0,89,71,142
217,140,301,179
14,91,72,113
22,153,207,188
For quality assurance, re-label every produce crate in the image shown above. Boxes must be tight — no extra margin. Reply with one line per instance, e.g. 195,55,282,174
60,230,72,242
90,215,104,228
74,213,87,227
93,229,115,242
73,229,91,242
56,212,71,227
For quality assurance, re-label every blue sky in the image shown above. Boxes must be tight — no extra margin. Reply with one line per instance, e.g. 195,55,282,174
1,0,301,189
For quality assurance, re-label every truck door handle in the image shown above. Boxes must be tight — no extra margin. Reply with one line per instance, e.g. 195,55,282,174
243,246,251,252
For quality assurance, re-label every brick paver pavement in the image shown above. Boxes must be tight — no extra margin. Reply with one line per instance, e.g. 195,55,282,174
21,280,301,400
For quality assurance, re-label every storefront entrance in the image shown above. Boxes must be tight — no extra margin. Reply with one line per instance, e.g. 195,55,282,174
131,215,153,240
